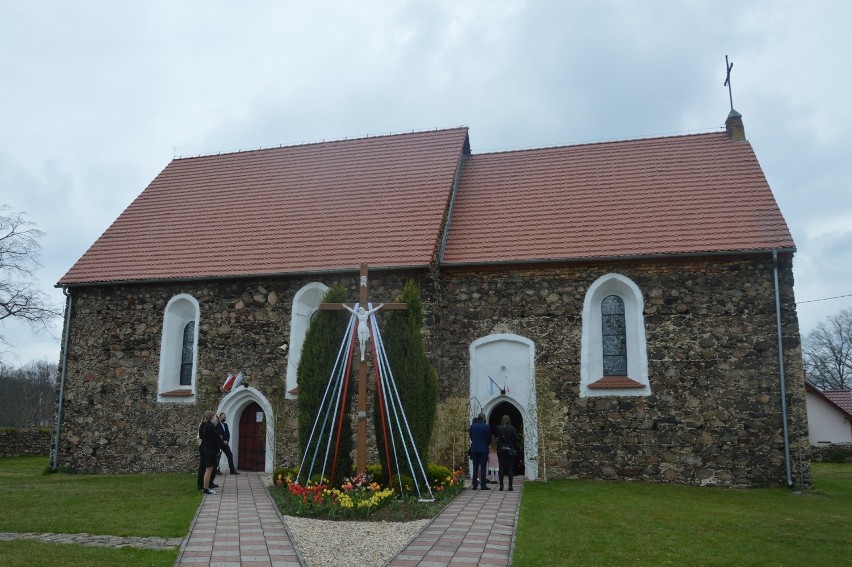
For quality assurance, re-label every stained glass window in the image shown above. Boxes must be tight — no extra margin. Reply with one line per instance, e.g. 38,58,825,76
601,295,627,375
179,321,195,386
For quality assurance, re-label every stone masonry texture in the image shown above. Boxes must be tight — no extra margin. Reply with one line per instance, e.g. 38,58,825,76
54,253,811,487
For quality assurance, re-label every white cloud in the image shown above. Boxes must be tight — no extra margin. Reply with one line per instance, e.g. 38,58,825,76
2,0,851,362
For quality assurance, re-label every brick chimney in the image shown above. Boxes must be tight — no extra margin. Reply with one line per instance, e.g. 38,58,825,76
725,109,745,141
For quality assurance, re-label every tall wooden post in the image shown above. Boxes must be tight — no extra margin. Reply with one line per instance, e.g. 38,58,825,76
318,263,406,475
355,264,369,474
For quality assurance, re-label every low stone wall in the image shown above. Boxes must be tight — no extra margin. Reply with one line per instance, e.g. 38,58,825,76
810,444,852,463
0,428,52,457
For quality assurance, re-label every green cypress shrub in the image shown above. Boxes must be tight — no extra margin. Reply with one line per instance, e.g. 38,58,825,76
296,283,353,485
373,280,438,481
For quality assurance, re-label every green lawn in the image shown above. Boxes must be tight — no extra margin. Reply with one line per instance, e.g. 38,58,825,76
514,464,852,566
2,456,850,567
0,456,201,567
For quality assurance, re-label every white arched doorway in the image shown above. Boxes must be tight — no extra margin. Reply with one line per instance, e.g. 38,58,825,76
218,386,275,473
470,334,538,480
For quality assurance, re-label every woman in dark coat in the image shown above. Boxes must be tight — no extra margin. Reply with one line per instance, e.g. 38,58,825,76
200,410,222,495
495,414,519,491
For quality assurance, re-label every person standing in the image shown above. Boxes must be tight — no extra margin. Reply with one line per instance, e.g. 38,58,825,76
200,410,222,495
197,416,219,491
217,412,240,474
468,413,492,490
487,439,499,484
495,414,519,491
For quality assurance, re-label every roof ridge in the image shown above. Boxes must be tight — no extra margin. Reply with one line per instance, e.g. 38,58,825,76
174,126,470,161
471,129,726,157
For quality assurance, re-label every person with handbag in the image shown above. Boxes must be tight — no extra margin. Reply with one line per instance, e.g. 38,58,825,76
495,414,519,491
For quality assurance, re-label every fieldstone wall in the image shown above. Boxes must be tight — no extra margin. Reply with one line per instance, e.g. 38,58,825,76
0,428,52,457
56,253,810,486
431,253,810,487
55,271,432,474
432,255,810,486
810,443,852,463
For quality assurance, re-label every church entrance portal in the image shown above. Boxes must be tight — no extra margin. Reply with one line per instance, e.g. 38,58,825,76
238,402,265,471
489,401,524,475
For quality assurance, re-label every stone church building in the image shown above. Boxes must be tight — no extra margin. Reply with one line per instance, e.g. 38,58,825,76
53,110,811,487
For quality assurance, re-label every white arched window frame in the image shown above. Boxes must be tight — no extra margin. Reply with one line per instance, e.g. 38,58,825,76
285,282,329,399
580,273,650,397
158,294,200,403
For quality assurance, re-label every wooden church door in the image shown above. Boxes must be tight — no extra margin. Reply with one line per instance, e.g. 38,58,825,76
238,402,265,471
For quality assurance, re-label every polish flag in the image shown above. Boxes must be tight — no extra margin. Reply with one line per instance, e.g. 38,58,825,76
222,373,236,391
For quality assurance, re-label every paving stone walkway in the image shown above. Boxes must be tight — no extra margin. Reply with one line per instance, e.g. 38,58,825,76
176,471,300,566
388,479,523,567
3,471,524,566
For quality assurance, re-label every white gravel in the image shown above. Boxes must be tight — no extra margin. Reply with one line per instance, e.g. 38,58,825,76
282,515,430,567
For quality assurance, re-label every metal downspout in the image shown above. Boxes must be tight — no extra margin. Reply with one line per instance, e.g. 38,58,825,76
772,251,793,487
51,287,73,471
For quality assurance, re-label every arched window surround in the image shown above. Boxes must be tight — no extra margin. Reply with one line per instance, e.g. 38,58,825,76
285,282,329,399
158,294,200,403
580,273,650,397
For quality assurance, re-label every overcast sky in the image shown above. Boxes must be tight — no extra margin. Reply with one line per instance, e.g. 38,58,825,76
2,1,851,366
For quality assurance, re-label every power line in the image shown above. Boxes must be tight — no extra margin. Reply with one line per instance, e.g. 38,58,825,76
797,292,852,305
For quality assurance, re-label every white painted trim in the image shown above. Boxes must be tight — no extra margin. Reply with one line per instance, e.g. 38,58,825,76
580,273,650,397
469,334,538,480
218,386,275,473
286,282,329,399
157,294,200,403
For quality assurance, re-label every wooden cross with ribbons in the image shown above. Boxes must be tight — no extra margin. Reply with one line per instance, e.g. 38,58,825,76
318,263,407,475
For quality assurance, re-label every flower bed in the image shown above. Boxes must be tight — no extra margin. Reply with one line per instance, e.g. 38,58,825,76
269,466,464,521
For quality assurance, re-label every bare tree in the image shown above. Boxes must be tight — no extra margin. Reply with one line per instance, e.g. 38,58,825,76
0,359,56,427
802,308,852,391
0,206,61,360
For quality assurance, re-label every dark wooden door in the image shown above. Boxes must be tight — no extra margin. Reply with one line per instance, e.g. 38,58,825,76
238,402,265,471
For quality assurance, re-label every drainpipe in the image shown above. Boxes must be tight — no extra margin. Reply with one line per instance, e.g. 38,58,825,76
51,287,73,471
772,251,793,487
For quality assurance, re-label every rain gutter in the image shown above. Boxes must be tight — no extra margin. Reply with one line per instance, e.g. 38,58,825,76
51,287,73,471
439,247,797,269
773,250,794,487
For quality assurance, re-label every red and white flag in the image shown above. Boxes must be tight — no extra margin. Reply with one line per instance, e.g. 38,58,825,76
232,372,245,389
222,373,236,391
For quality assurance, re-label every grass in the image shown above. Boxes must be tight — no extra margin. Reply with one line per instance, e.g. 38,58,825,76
514,464,852,566
0,455,201,567
1,540,176,567
2,456,850,566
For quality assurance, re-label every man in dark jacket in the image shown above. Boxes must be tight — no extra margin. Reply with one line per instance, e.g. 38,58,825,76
217,412,240,474
468,413,492,490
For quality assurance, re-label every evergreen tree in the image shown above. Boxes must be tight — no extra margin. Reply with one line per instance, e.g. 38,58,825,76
296,283,353,485
373,280,438,479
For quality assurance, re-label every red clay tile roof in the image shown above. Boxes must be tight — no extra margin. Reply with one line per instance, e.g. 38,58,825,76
59,128,470,285
825,390,852,415
59,127,795,286
805,381,852,419
442,132,794,265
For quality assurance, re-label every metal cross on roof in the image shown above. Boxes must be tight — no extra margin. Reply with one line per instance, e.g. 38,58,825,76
724,55,735,111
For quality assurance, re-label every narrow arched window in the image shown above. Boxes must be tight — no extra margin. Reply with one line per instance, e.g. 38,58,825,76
601,295,627,376
179,321,195,386
581,274,649,396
